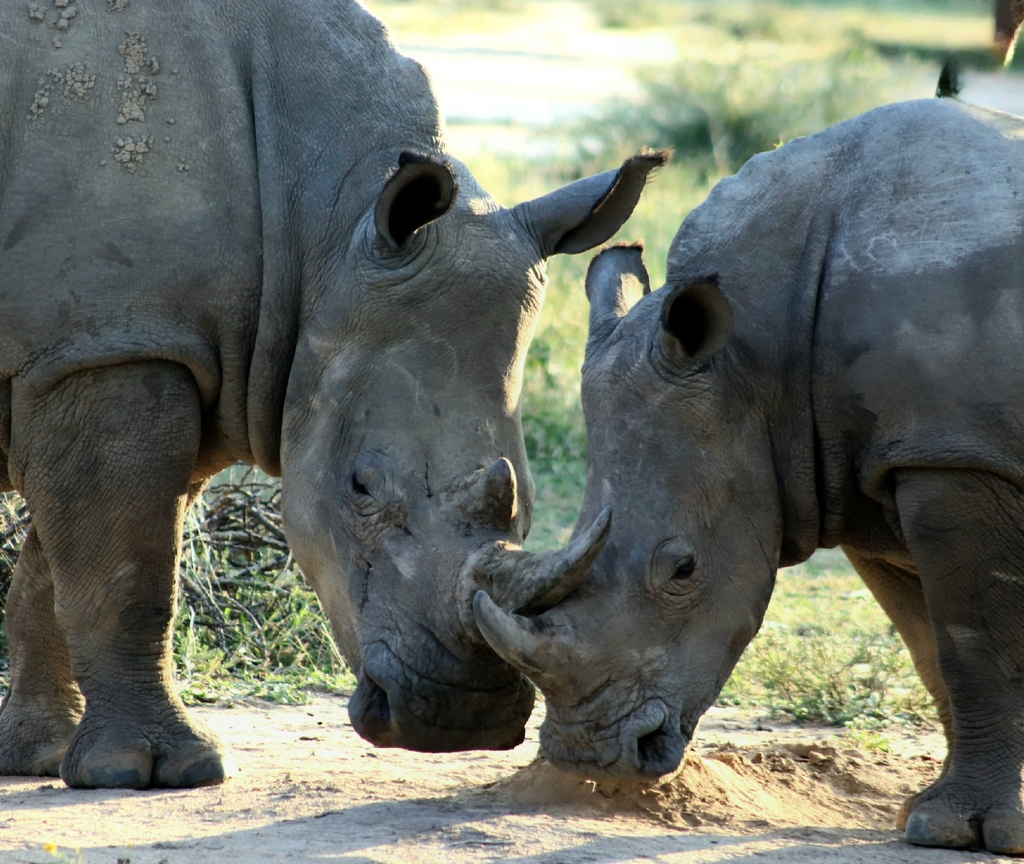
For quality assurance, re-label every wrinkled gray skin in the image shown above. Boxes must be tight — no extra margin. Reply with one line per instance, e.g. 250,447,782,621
475,99,1024,854
0,0,664,789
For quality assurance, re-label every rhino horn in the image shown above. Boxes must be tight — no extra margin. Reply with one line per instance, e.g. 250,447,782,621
477,457,518,529
449,457,519,530
471,585,569,679
585,243,650,350
460,507,611,632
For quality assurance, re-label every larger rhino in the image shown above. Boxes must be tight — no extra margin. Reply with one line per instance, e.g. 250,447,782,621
474,98,1024,853
0,0,665,789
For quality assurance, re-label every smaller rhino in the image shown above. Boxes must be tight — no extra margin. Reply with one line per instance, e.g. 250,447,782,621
474,98,1024,854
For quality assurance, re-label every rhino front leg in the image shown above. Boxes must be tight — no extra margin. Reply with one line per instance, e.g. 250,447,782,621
0,527,85,775
15,361,231,789
842,547,952,830
895,468,1024,854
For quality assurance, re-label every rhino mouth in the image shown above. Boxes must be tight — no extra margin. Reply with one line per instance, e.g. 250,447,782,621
348,642,533,752
539,699,692,779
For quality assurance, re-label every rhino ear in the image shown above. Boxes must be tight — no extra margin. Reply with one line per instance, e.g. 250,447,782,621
513,150,670,258
660,275,734,363
375,153,458,248
585,243,650,352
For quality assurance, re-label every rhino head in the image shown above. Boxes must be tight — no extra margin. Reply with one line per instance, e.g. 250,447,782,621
279,155,666,752
474,244,783,776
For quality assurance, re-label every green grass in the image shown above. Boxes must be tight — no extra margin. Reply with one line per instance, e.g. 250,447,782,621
721,550,934,728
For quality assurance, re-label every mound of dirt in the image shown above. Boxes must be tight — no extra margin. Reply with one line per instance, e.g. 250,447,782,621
485,740,942,834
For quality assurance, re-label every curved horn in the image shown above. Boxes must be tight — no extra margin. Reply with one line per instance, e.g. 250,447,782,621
473,591,573,684
465,506,611,618
585,243,650,351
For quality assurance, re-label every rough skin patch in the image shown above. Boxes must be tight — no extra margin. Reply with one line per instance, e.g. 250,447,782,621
111,32,160,167
116,74,157,124
56,63,96,100
28,64,96,120
111,134,154,172
55,4,76,31
27,79,52,120
119,31,159,76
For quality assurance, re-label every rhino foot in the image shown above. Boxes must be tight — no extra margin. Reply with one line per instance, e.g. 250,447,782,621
0,695,81,776
904,802,982,850
904,793,1024,854
0,737,73,777
980,810,1024,855
59,709,234,789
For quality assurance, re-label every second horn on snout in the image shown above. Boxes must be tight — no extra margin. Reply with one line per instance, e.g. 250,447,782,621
449,457,519,531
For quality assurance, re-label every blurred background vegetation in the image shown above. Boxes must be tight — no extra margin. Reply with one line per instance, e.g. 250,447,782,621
2,0,1019,740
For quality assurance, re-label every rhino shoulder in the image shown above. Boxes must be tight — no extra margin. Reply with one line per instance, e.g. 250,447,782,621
245,0,442,150
667,130,835,283
668,98,1024,285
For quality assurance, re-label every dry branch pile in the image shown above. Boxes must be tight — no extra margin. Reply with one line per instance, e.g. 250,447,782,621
0,472,339,680
0,494,30,600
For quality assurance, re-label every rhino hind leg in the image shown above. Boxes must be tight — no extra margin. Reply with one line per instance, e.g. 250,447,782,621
841,547,953,831
15,361,232,789
0,527,84,775
893,468,1024,854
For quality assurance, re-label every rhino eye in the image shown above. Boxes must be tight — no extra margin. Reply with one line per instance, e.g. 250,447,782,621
672,556,696,581
649,538,700,604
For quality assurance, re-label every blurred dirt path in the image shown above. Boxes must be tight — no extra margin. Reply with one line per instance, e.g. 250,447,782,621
390,1,677,157
962,70,1024,115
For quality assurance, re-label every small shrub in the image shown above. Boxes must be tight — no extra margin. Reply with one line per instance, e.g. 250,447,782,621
720,555,935,728
579,47,914,176
174,474,353,702
586,0,681,29
0,475,354,704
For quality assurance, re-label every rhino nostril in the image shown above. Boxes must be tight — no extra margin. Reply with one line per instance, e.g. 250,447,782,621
365,677,391,724
635,727,685,778
349,673,397,745
636,728,666,764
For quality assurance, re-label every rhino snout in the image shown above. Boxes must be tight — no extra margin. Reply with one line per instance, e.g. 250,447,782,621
348,649,533,752
541,699,688,780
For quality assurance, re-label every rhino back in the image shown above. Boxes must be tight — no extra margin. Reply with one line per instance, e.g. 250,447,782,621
813,100,1024,525
664,98,1024,554
0,0,443,480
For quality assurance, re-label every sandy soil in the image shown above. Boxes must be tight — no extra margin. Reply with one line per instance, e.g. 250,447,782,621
0,694,1010,864
961,71,1024,116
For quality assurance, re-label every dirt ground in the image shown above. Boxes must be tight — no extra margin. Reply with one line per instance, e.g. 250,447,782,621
0,694,1012,864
